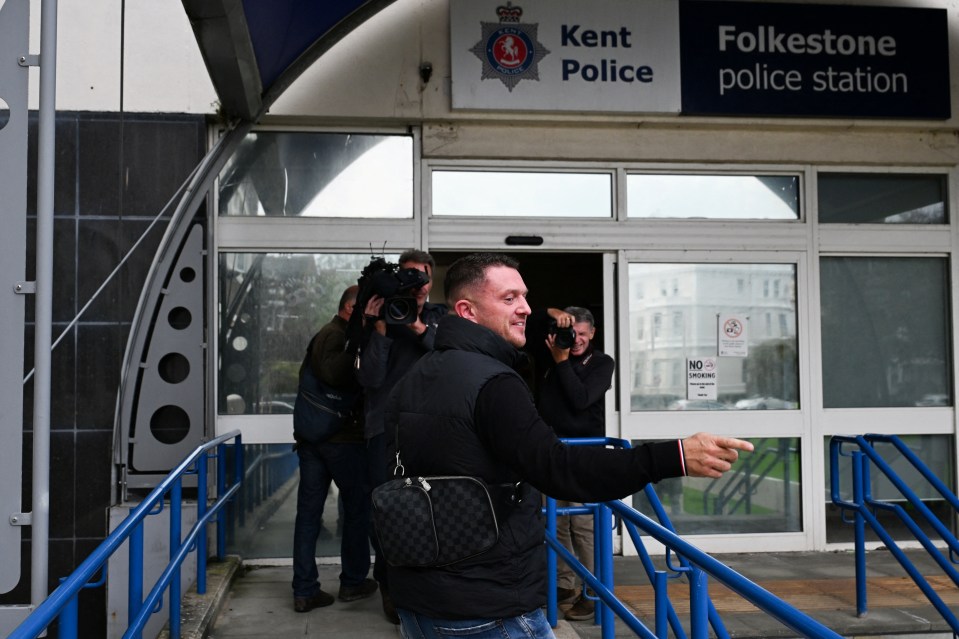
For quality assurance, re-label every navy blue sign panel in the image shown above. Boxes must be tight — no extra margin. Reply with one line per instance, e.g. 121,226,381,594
680,1,950,119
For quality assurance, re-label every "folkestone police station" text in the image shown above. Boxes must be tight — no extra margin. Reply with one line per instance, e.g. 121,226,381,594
716,25,907,96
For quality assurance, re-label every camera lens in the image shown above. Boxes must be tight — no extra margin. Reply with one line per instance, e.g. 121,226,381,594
555,328,576,349
385,297,415,323
548,319,576,350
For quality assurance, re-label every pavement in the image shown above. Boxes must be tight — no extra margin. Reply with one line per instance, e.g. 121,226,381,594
203,560,579,639
188,548,957,639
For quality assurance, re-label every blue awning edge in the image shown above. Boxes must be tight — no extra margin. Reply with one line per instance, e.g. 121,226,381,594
182,0,398,123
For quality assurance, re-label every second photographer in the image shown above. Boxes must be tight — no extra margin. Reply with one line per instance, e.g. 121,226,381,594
531,305,615,621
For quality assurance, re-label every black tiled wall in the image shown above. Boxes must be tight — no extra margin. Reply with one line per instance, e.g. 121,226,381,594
4,112,207,638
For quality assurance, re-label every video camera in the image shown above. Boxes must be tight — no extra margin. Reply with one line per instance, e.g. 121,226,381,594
355,256,429,325
548,319,576,350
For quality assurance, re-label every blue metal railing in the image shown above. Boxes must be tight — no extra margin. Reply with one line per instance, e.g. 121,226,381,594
546,437,843,639
9,430,244,639
830,434,959,632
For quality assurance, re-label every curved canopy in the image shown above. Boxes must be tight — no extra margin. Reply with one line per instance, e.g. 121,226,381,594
181,0,396,122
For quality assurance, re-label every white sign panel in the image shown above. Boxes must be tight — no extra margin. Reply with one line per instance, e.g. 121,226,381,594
687,357,718,400
718,313,748,357
450,0,681,113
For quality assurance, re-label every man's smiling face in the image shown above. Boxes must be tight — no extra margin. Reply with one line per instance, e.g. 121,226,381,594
466,265,531,348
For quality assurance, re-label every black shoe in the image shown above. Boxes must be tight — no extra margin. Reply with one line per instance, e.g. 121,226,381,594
381,590,400,625
294,590,335,612
338,578,378,602
556,587,578,605
565,594,595,621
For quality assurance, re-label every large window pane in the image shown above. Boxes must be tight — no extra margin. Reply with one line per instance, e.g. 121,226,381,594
820,257,951,408
431,170,612,217
628,263,799,411
218,132,412,217
819,173,947,224
825,435,955,543
627,175,799,219
634,437,801,534
218,252,395,415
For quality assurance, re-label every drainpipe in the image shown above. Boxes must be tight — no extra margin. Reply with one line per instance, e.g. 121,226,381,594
31,0,57,612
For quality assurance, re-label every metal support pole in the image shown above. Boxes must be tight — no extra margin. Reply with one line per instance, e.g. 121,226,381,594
852,452,867,617
653,571,668,639
129,523,144,639
545,497,558,627
689,569,709,639
30,0,58,613
597,503,614,639
197,455,208,594
170,480,182,638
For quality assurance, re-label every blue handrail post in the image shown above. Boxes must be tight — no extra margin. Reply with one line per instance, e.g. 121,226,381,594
597,502,614,638
196,451,208,594
653,570,668,639
170,477,182,639
60,593,78,639
689,568,708,639
236,445,249,528
128,521,144,639
852,451,867,617
546,496,558,627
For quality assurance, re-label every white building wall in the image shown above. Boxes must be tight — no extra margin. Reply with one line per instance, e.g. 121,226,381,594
30,0,958,166
263,0,959,169
30,0,959,140
28,0,216,113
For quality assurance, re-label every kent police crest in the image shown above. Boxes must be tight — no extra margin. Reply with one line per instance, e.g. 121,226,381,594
470,3,550,92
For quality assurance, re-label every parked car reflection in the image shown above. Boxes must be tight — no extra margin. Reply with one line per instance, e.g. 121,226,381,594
914,393,949,407
735,396,798,410
668,399,729,411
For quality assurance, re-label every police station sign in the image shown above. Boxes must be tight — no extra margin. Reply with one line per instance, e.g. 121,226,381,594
450,0,950,120
680,1,950,118
450,0,682,113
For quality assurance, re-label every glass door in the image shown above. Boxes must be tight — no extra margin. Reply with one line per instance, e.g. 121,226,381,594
617,251,810,555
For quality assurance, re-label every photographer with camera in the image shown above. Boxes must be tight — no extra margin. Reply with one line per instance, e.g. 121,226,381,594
531,306,615,621
354,249,448,624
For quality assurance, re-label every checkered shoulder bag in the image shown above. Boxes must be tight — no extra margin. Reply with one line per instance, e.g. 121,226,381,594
372,455,500,568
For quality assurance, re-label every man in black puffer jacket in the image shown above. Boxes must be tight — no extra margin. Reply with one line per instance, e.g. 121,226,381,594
383,253,753,639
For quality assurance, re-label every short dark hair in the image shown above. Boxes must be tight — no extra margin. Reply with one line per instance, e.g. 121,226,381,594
445,253,520,303
399,250,435,272
338,285,359,311
564,306,595,328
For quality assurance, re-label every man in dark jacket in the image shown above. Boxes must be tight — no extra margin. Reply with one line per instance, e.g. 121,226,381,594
383,253,753,638
535,305,615,620
292,285,376,612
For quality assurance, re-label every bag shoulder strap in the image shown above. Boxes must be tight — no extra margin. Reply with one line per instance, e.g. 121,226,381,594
300,333,320,379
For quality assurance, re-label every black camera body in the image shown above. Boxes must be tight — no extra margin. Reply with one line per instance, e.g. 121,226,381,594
548,319,576,350
356,257,429,325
